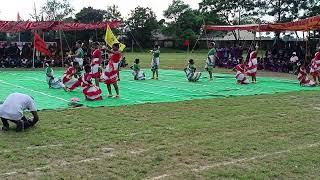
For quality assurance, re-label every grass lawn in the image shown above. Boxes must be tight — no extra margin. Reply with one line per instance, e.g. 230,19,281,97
0,52,319,179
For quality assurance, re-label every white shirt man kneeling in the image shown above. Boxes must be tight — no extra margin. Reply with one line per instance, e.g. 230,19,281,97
0,93,39,132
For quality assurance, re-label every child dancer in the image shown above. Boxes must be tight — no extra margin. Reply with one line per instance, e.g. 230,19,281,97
233,63,249,84
310,48,320,84
63,62,81,91
206,42,216,81
91,42,102,86
74,40,84,69
246,46,258,83
184,59,201,82
131,59,145,80
45,62,67,90
81,65,103,100
298,64,316,87
104,43,121,98
151,45,160,79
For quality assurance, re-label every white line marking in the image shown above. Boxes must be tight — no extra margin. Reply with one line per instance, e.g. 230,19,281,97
150,174,170,180
148,142,320,180
26,144,64,150
1,172,18,176
0,80,69,102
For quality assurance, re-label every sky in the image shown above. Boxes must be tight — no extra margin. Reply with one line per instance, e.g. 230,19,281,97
0,0,202,21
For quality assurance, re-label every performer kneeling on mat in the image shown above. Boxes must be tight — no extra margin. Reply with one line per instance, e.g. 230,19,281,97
45,62,67,90
81,65,103,101
298,64,316,87
233,63,249,84
63,62,81,91
184,59,201,82
0,93,39,132
131,59,145,80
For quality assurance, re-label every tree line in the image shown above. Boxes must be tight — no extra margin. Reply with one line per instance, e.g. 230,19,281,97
2,0,320,48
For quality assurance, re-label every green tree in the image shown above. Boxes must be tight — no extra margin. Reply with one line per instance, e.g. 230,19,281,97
105,5,122,21
163,0,206,47
199,0,260,41
305,0,320,17
164,0,190,22
265,0,317,22
75,7,106,23
40,0,74,21
75,7,109,41
126,6,159,47
199,0,260,24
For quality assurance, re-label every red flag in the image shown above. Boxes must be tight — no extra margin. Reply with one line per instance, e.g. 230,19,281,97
184,40,190,47
34,32,51,56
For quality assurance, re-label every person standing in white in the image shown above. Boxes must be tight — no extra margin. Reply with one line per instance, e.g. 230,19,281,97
290,52,299,74
0,93,39,132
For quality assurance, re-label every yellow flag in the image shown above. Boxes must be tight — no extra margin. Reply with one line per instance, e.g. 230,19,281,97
105,25,126,52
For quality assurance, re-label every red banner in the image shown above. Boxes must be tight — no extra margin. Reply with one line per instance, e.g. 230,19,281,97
204,15,320,32
0,20,121,33
34,32,51,56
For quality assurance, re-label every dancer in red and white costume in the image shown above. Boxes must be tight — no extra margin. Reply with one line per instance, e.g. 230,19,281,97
103,43,121,98
91,42,102,87
297,65,316,87
81,65,103,100
310,48,320,84
234,63,249,84
246,46,258,83
63,62,81,91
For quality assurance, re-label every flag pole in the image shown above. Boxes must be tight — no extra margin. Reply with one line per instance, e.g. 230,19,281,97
59,29,64,67
32,32,36,69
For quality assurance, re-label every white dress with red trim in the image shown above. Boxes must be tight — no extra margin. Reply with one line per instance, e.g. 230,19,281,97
246,51,258,77
310,51,320,77
298,67,316,87
63,67,80,90
91,49,102,78
235,64,249,84
103,52,121,84
81,73,103,100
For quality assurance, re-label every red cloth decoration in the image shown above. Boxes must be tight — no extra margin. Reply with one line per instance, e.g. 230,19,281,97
34,32,51,56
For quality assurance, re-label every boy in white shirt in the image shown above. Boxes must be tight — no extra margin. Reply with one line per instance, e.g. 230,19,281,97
290,52,299,74
0,93,39,132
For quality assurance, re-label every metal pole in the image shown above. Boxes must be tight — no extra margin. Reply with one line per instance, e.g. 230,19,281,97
59,29,64,67
131,39,134,53
42,31,45,68
32,32,36,69
238,10,241,42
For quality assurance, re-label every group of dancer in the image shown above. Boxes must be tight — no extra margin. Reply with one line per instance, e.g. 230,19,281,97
183,42,258,84
299,47,320,87
45,42,162,101
45,40,320,103
46,41,122,100
186,42,320,87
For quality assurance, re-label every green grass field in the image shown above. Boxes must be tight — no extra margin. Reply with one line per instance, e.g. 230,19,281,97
0,53,319,179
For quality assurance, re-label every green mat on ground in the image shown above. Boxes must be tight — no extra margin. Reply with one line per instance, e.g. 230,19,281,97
0,69,318,110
